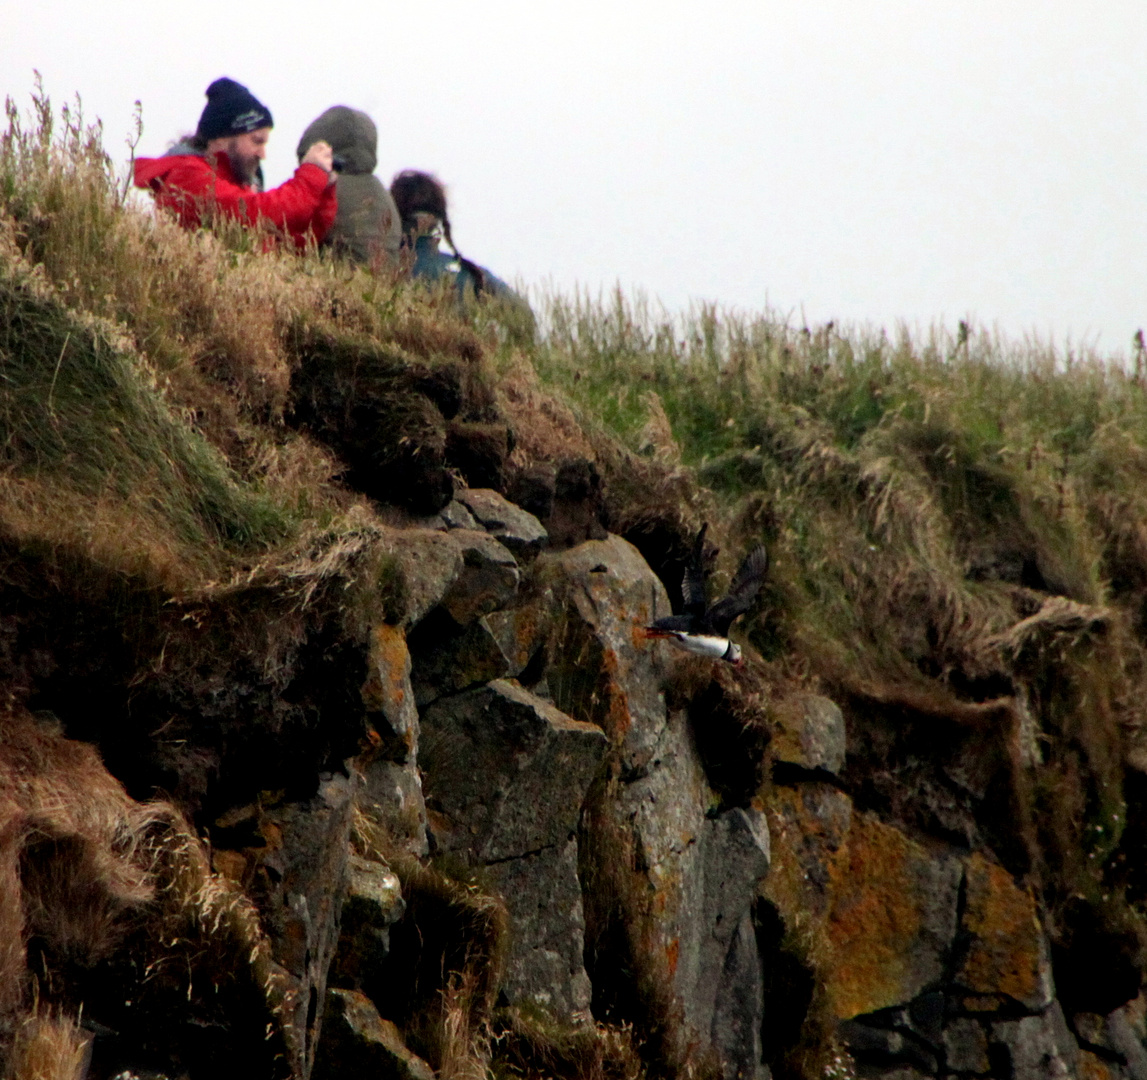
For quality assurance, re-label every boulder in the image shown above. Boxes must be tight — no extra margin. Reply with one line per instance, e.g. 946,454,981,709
420,679,607,862
942,1017,991,1074
530,535,771,1074
957,851,1054,1012
385,530,466,628
358,759,428,858
771,694,846,776
612,709,771,1060
1077,1050,1130,1080
357,623,428,856
485,837,594,1018
692,807,772,1038
331,854,406,990
821,811,962,1020
439,499,479,531
538,534,674,768
419,679,607,1019
483,603,554,679
408,613,510,707
362,624,418,760
312,988,435,1080
440,530,521,625
710,910,766,1080
1101,1006,1147,1080
455,488,549,561
991,1003,1079,1080
385,528,519,629
1077,1001,1147,1080
250,773,357,1079
765,782,853,923
768,783,962,1026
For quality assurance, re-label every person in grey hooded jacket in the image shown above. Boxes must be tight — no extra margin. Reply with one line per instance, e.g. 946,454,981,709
297,106,402,267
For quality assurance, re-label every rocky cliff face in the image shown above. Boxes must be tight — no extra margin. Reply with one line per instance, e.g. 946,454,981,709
3,475,1147,1080
4,103,1147,1078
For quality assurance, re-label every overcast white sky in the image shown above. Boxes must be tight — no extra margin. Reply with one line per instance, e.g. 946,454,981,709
4,2,1144,352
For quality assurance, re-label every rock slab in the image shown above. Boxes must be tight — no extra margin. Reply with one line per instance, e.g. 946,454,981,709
312,988,435,1080
419,679,607,1019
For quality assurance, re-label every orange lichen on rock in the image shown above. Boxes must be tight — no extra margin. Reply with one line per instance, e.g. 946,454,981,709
764,783,852,926
598,648,634,744
957,851,1050,1008
363,624,411,715
823,814,923,1019
1078,1049,1119,1080
822,812,961,1020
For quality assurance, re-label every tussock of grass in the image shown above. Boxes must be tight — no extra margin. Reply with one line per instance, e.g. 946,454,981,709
5,1008,89,1080
0,231,287,579
492,1006,644,1080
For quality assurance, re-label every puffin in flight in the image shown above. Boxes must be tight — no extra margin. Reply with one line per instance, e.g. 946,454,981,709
643,524,769,665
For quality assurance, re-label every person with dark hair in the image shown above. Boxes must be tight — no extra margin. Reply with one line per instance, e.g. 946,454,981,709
389,169,525,308
296,106,402,267
134,77,337,249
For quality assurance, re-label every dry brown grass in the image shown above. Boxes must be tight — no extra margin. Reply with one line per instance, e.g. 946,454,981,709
498,355,599,469
0,710,156,986
5,1009,89,1080
493,1007,646,1080
0,706,300,1075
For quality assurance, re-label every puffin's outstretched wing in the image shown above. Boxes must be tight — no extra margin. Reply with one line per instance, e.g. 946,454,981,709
702,544,769,636
681,523,710,618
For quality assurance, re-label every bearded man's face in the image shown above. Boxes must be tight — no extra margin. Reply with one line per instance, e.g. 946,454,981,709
222,127,271,185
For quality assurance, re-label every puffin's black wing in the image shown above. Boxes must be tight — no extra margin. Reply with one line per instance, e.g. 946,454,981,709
701,544,769,635
649,614,694,633
680,523,710,619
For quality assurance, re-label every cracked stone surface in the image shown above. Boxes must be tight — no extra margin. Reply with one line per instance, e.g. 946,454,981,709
455,487,549,561
312,988,435,1080
386,527,519,629
534,536,772,1068
771,693,847,776
991,1003,1078,1080
418,679,606,1018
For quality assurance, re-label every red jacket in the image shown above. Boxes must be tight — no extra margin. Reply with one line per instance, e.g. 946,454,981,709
134,148,337,250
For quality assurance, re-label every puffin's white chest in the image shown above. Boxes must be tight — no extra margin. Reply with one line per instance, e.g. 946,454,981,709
667,633,731,660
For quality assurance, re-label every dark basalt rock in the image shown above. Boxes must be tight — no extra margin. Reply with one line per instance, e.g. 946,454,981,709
312,988,435,1080
419,679,607,1018
330,855,406,991
455,487,549,561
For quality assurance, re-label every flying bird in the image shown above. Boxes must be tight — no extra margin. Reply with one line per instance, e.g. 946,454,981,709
642,524,769,665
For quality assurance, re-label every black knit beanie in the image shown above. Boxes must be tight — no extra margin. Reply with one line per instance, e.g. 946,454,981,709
196,77,273,141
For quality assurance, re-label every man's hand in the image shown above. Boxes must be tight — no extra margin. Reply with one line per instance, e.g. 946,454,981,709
302,140,334,178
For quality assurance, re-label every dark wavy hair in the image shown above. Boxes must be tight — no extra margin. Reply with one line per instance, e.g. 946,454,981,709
389,169,485,295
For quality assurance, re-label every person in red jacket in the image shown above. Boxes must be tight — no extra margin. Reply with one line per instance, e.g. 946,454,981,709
134,77,337,250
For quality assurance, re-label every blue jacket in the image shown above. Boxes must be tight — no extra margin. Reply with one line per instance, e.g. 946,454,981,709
410,235,522,305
